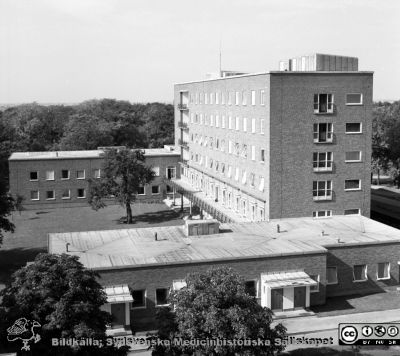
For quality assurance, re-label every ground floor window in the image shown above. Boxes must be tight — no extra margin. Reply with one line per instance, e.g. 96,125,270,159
327,266,338,284
166,185,174,194
377,262,390,280
353,264,367,282
77,188,86,198
62,189,70,199
151,185,160,195
30,190,39,200
156,288,170,306
313,210,332,218
344,208,360,215
46,190,55,200
131,290,146,308
138,186,145,195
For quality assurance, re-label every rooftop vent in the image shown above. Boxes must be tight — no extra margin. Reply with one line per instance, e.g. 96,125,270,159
185,219,219,237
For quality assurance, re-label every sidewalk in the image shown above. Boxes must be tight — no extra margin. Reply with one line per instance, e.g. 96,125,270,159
274,308,400,335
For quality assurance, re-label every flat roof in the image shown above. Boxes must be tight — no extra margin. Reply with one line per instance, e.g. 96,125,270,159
9,147,180,161
48,216,400,270
175,71,374,86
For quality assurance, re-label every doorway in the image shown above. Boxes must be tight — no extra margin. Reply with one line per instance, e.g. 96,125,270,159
271,288,283,311
294,287,306,309
111,303,126,328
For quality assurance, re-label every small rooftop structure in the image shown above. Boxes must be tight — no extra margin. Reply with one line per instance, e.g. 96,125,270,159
48,216,400,270
9,146,180,161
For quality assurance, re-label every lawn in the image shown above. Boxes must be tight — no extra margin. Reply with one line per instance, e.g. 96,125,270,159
0,203,185,285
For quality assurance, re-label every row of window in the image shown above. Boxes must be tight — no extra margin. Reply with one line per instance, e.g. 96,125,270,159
130,280,258,309
313,151,362,171
312,209,361,218
313,179,361,200
327,262,390,285
29,185,167,201
29,169,100,181
190,155,265,192
187,92,363,109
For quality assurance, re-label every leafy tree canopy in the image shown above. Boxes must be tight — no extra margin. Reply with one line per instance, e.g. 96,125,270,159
152,266,287,356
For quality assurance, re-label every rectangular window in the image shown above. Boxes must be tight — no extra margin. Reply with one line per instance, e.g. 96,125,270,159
228,116,232,130
152,185,160,195
235,117,240,131
93,169,101,179
227,165,232,178
260,149,265,162
76,170,85,179
313,181,332,200
30,171,38,181
251,118,256,133
210,115,214,126
314,94,334,113
346,93,363,105
244,280,257,297
228,92,232,105
61,189,70,199
345,123,362,134
353,264,367,282
46,170,55,181
228,140,232,154
377,262,390,280
345,151,362,162
313,123,333,143
251,146,256,161
222,116,226,128
259,176,265,191
250,173,255,187
77,188,86,198
327,267,338,284
313,210,332,218
242,91,247,105
156,288,169,306
221,92,225,105
60,170,69,180
216,115,219,127
216,92,220,104
243,117,247,132
313,152,333,172
152,167,160,176
137,186,145,195
345,179,361,191
46,190,55,200
210,92,214,105
260,119,265,134
251,90,256,105
235,92,240,105
310,275,320,292
344,208,360,215
260,90,265,105
242,171,247,185
166,166,176,179
235,168,239,181
241,144,247,158
30,190,39,201
131,290,146,308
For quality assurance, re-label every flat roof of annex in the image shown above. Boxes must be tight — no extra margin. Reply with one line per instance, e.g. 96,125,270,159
9,147,180,161
174,71,374,86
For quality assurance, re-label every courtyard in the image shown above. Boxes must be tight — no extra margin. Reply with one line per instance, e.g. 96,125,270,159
0,203,185,285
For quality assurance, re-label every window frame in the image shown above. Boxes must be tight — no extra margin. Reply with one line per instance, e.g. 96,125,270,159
155,287,170,307
344,179,361,191
313,123,333,143
137,186,146,196
353,264,368,282
77,188,86,199
45,170,55,181
313,152,333,172
314,93,334,114
76,169,85,180
93,169,101,179
377,262,390,281
151,185,160,195
345,122,362,134
61,169,70,180
345,151,362,163
131,289,147,309
244,280,258,297
61,189,71,200
346,93,363,106
310,274,320,293
30,171,39,181
313,210,332,219
313,180,333,201
30,190,40,201
344,208,361,216
326,266,338,285
46,190,55,200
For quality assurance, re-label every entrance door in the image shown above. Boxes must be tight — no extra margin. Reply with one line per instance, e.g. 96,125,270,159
271,288,283,311
294,287,306,309
111,303,126,327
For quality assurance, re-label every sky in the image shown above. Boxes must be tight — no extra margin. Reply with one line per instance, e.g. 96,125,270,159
0,0,399,103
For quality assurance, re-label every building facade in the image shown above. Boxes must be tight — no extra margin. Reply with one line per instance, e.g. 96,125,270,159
9,147,181,209
174,54,373,222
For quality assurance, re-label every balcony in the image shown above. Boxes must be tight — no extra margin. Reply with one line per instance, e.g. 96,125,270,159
178,103,189,111
178,121,189,131
178,139,189,149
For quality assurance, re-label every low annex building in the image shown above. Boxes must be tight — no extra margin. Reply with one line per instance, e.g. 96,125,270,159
48,216,400,332
8,146,180,209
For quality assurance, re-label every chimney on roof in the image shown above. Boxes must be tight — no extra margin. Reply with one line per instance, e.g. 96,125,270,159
66,242,70,252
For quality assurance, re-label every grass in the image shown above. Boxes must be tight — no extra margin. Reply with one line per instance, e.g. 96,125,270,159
0,203,185,285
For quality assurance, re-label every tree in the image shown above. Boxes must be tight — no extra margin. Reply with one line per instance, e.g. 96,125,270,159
0,253,128,355
0,177,15,246
151,267,287,356
386,120,400,188
88,148,155,224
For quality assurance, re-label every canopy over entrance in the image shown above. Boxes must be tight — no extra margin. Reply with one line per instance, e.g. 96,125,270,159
104,285,133,303
262,271,317,288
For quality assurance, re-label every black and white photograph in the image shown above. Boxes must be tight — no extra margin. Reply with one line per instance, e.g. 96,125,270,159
1,0,400,355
